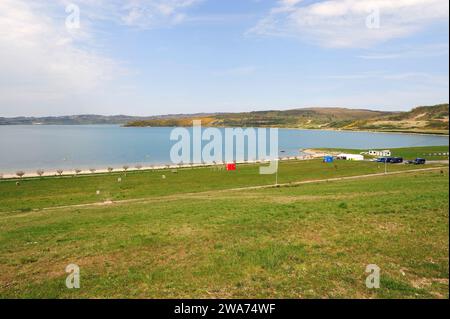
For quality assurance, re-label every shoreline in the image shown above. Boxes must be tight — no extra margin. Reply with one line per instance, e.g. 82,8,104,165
2,123,448,137
279,127,449,137
0,155,317,180
123,124,450,137
1,145,449,179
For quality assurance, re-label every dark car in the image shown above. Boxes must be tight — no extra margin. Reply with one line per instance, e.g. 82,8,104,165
376,157,391,163
414,158,426,164
406,158,426,165
389,157,403,164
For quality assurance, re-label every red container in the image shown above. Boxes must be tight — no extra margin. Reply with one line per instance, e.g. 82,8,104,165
226,163,236,171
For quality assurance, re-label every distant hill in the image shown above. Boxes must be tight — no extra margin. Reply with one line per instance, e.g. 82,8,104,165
1,104,448,134
125,108,391,129
0,114,146,125
0,113,217,125
212,108,390,128
346,104,449,134
126,104,448,134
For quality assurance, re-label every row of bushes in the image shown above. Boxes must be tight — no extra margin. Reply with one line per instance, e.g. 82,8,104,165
0,157,306,179
0,165,143,179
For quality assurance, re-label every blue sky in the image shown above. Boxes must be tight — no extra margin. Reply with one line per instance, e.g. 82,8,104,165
0,0,448,116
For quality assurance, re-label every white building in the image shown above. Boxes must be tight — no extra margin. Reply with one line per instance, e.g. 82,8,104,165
368,150,391,157
337,154,365,161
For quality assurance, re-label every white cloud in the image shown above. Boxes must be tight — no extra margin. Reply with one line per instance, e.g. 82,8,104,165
0,0,202,116
0,0,121,112
249,0,449,48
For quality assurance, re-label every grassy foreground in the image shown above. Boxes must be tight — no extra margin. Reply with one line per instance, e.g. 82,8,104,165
0,155,447,212
0,159,448,298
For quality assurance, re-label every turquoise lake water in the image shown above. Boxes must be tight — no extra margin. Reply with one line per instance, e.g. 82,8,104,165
0,125,448,172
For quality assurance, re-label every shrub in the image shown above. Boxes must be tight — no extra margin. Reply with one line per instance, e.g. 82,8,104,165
16,171,25,178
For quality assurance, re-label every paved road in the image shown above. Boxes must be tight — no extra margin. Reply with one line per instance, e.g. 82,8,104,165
427,160,449,165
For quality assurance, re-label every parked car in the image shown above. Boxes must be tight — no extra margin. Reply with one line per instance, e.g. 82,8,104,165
389,157,403,164
377,157,403,163
407,158,426,165
414,158,426,165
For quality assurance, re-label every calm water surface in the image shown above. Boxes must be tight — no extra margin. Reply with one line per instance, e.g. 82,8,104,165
0,125,448,172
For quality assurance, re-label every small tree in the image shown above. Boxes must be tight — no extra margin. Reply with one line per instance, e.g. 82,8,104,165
135,164,142,170
75,169,82,175
107,167,114,173
89,168,96,174
36,169,44,177
57,169,63,176
0,173,3,179
16,171,25,178
123,165,129,172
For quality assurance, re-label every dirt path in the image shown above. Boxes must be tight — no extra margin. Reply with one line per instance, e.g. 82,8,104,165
3,166,443,215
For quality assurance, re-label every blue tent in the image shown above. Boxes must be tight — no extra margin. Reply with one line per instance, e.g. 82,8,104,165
323,156,334,163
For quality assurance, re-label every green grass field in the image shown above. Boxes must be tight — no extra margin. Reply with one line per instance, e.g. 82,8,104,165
1,156,447,213
0,153,448,298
